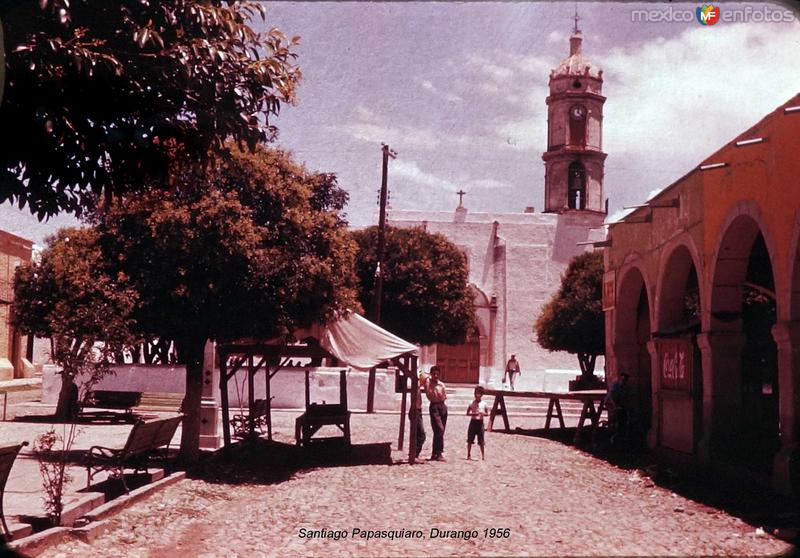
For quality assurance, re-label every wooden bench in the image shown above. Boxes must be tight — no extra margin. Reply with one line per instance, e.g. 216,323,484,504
294,369,351,447
0,442,28,542
86,415,182,492
485,388,607,443
295,403,351,447
230,398,272,438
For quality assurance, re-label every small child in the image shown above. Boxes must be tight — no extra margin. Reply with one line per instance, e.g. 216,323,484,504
466,386,488,460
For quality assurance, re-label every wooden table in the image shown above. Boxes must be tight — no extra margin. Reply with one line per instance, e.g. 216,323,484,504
484,388,607,443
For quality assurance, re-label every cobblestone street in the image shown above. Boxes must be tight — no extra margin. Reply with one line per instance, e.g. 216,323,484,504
35,410,794,557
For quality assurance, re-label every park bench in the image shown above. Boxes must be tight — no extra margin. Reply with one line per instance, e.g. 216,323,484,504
81,390,143,422
86,415,182,492
230,398,272,438
0,441,28,542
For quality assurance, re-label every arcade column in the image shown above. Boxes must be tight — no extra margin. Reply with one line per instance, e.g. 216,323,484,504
771,321,800,495
696,331,745,463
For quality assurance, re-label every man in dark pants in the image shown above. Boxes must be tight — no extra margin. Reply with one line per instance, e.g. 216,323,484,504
426,365,448,461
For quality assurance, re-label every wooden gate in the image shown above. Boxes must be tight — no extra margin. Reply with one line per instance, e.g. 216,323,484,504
437,336,480,384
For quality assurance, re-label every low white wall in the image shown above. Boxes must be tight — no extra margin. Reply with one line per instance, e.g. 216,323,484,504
42,364,401,411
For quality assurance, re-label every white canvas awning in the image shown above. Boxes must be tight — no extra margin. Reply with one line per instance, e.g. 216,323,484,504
294,313,418,371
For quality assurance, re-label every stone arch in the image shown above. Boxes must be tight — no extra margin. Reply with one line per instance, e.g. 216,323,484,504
436,283,493,384
706,200,779,331
773,208,800,492
787,209,800,322
470,284,491,342
650,236,704,454
655,235,703,333
615,262,653,342
613,263,654,436
703,201,780,471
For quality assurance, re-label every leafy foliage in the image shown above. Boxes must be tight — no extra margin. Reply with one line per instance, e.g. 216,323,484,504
12,227,138,417
0,0,301,218
95,145,359,345
535,251,604,373
33,424,80,526
352,226,475,346
93,145,359,461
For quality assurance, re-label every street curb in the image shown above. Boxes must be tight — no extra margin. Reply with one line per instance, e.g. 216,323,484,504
81,471,186,522
70,519,113,543
60,492,105,527
8,472,186,555
8,526,71,556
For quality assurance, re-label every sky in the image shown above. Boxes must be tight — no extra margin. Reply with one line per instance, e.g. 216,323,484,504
2,1,799,244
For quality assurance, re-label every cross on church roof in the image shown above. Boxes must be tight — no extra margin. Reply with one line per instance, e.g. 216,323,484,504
456,189,466,207
573,1,581,34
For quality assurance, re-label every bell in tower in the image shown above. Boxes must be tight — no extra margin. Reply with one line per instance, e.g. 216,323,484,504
542,16,607,214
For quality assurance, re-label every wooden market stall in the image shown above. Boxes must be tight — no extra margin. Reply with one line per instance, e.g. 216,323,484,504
217,313,423,462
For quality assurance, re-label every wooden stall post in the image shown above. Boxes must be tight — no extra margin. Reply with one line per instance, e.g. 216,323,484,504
247,355,255,437
408,369,419,464
340,370,348,408
398,376,407,451
366,367,376,413
220,352,231,449
266,366,273,440
305,370,311,409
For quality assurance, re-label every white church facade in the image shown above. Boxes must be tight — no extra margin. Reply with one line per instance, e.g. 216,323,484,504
388,27,607,388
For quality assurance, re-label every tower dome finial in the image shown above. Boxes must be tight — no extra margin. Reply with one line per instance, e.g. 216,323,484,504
573,1,581,35
570,3,582,56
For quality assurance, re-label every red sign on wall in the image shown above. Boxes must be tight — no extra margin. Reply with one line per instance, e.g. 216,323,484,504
602,271,615,311
657,339,693,392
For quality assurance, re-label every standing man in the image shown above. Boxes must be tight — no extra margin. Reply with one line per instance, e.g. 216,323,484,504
504,354,521,391
426,365,448,461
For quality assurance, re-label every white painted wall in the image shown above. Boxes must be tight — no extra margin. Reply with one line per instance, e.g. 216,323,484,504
42,364,401,411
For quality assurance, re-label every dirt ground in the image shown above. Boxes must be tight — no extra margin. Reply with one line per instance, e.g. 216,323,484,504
34,410,796,557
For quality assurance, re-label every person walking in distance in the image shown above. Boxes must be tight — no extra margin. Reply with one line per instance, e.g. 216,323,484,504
466,386,488,460
504,354,521,390
426,365,448,461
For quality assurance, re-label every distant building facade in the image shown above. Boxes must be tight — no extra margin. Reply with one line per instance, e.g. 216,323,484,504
604,94,800,494
0,229,35,379
389,28,606,387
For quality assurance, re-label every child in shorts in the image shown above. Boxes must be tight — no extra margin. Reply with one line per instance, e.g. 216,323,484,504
466,386,488,460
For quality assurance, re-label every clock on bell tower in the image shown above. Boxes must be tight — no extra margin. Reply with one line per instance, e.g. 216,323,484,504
542,21,607,214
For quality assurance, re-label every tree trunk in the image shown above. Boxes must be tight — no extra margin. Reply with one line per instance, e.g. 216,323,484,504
54,373,78,421
178,336,207,465
578,353,597,378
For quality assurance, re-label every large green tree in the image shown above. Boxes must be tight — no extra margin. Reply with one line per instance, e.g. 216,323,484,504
94,145,359,463
535,251,605,378
352,226,475,346
0,0,300,218
12,227,138,419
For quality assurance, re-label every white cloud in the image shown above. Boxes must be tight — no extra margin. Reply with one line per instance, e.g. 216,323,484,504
392,160,459,192
391,160,512,194
465,177,511,190
419,79,463,103
494,114,548,151
333,122,442,150
603,22,800,164
353,103,378,122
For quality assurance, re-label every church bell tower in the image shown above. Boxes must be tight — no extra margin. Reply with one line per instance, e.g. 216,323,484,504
542,17,607,214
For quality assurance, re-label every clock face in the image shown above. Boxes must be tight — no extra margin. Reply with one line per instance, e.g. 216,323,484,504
570,105,586,120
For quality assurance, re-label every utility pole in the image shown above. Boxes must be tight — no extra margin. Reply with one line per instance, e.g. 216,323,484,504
372,143,396,326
